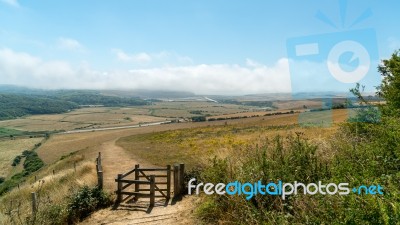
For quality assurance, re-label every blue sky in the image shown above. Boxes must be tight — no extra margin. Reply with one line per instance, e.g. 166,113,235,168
0,0,399,94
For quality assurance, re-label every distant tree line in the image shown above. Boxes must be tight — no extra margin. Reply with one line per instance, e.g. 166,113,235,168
0,92,150,120
219,100,275,108
57,93,148,107
0,94,79,120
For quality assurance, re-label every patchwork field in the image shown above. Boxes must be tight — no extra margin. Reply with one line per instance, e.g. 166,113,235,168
0,101,259,133
0,107,169,132
34,109,350,166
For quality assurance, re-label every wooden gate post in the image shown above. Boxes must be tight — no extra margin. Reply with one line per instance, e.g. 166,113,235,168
166,165,171,199
150,175,155,207
134,164,139,192
117,174,122,203
173,164,180,197
179,163,185,194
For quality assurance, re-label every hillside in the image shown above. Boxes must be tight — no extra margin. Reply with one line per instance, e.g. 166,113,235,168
0,91,150,121
0,94,79,120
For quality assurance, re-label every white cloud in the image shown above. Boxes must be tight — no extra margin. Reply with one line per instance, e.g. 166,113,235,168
112,49,193,66
112,49,152,63
57,37,85,52
1,0,19,7
0,48,291,95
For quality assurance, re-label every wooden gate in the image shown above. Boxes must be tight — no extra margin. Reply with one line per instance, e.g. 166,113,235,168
115,164,185,207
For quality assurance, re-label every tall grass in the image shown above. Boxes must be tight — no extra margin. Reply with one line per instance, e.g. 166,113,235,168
195,123,400,224
0,154,111,225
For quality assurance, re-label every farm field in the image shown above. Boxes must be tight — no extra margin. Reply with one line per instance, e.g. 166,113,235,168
35,108,350,166
0,106,170,132
0,100,341,133
0,101,260,133
0,137,43,178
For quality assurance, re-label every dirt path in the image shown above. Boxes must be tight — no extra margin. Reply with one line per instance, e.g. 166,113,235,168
81,139,198,225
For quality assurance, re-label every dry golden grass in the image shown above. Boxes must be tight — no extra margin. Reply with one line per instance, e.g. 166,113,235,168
0,159,97,225
0,138,43,178
116,123,338,169
145,101,257,117
116,109,350,169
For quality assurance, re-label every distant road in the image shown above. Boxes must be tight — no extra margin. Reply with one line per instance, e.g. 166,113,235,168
204,97,218,103
61,121,172,134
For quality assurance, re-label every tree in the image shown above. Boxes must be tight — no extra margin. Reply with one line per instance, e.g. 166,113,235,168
349,83,380,123
377,50,400,112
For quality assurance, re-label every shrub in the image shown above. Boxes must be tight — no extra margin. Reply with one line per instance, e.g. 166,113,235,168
11,155,22,166
192,116,206,122
67,186,112,223
23,151,45,174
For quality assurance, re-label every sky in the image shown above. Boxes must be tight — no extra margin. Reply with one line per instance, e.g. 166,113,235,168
0,0,399,95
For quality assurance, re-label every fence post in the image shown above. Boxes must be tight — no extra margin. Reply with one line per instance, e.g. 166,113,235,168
179,163,185,195
166,165,171,200
31,192,37,215
97,170,103,190
134,164,139,192
96,152,103,189
150,175,155,207
98,152,102,166
117,174,122,203
173,164,180,198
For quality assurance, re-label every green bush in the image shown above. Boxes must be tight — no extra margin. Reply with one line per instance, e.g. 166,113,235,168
67,186,112,223
11,155,22,166
23,151,45,174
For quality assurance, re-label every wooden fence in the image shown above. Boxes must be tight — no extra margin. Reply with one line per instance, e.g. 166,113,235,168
115,163,185,207
29,158,83,219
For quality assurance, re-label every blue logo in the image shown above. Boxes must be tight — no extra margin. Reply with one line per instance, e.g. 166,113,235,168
286,0,380,127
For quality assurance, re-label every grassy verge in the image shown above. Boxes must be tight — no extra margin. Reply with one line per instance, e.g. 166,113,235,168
0,153,111,225
193,117,400,224
117,122,337,170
